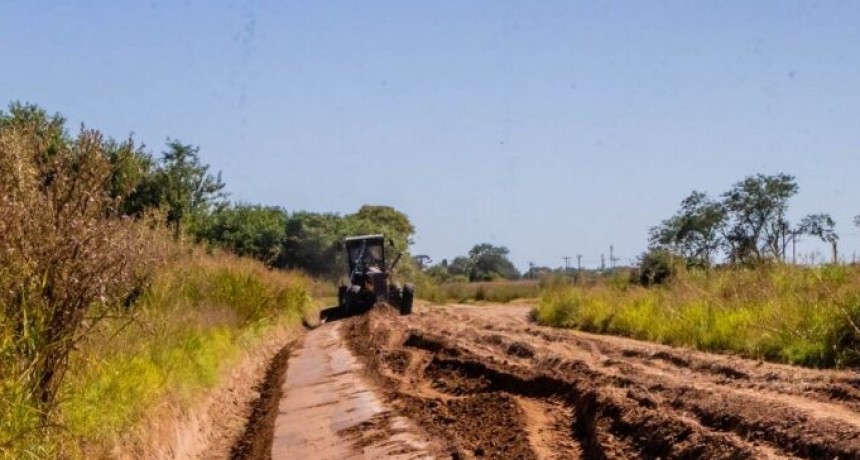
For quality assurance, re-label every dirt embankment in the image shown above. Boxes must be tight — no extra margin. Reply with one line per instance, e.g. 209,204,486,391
343,304,860,459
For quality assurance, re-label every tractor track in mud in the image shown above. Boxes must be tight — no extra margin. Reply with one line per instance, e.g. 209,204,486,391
344,305,860,459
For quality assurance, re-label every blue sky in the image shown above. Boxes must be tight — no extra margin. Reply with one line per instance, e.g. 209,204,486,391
2,1,858,269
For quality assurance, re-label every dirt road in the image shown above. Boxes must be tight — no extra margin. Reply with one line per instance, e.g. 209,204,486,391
262,303,860,459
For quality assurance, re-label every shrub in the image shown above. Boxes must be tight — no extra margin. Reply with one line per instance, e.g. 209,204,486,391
0,119,167,446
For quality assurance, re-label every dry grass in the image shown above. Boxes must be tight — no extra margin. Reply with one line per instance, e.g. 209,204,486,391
0,120,168,455
418,279,541,304
534,264,860,368
1,250,312,458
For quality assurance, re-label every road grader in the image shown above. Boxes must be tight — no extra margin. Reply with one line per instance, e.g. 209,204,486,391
320,234,414,321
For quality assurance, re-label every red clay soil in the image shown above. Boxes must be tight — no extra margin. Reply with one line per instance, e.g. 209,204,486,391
342,304,860,460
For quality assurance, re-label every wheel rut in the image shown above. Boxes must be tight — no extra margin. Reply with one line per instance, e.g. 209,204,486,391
342,304,860,459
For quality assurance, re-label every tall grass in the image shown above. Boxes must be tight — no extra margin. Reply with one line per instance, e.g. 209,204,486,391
533,264,860,368
417,279,541,304
1,251,312,458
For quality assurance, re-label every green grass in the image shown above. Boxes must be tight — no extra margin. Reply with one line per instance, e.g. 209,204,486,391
417,279,541,304
1,252,312,458
533,264,860,368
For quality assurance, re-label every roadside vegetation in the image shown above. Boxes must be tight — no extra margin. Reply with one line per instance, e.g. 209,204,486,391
535,174,860,368
54,253,310,458
418,279,541,304
0,103,314,458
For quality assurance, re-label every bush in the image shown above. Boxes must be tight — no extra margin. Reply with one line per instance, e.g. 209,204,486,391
635,249,682,286
0,118,167,436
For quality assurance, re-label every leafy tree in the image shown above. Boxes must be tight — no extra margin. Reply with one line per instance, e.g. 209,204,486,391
855,215,860,230
721,173,799,263
447,256,474,278
119,140,226,239
279,206,416,280
468,243,520,281
635,249,680,286
281,211,345,278
196,204,288,265
798,213,839,263
649,191,726,267
158,140,227,237
346,205,415,251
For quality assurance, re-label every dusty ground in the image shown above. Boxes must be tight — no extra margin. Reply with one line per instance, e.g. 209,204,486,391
254,303,860,459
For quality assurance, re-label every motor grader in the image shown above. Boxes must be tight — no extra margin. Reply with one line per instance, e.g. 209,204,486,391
321,234,414,321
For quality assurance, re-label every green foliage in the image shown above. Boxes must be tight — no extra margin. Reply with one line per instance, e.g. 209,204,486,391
195,204,288,265
721,173,799,263
468,243,520,281
635,249,683,286
426,244,520,282
649,191,726,267
649,173,842,267
2,253,311,457
280,206,416,280
534,264,860,368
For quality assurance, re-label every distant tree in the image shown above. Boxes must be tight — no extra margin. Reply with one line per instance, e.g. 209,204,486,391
467,243,520,281
120,140,227,238
158,140,227,238
425,263,451,282
278,205,416,280
798,213,839,263
649,191,726,267
721,173,799,263
635,249,681,286
412,255,432,269
447,256,474,278
346,205,415,252
855,215,860,230
196,204,288,265
281,211,345,278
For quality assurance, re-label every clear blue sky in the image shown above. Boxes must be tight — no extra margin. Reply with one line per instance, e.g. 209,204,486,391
2,1,859,269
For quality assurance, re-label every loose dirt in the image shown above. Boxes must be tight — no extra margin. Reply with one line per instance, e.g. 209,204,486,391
339,303,860,459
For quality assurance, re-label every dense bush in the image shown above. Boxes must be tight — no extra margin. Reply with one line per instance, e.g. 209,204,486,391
0,111,167,432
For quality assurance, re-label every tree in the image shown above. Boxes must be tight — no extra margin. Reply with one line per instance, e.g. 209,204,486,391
347,205,415,251
196,204,288,265
649,191,726,267
447,256,474,279
467,243,520,281
798,213,839,263
721,173,799,263
157,140,227,238
281,211,345,278
855,215,860,230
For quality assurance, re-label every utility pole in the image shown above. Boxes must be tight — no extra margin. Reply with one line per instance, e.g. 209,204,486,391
610,245,619,269
792,234,796,265
600,254,606,271
576,254,582,271
563,256,571,272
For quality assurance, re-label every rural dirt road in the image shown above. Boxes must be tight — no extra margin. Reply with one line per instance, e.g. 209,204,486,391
257,303,860,459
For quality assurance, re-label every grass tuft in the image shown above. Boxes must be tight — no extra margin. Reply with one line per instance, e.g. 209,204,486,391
533,264,860,368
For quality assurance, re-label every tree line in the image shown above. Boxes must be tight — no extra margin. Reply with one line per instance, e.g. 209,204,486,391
644,173,859,283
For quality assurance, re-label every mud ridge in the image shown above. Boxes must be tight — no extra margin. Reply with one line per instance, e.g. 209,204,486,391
343,305,860,459
229,343,294,460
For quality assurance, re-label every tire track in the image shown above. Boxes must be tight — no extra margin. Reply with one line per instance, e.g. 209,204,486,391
345,305,860,459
